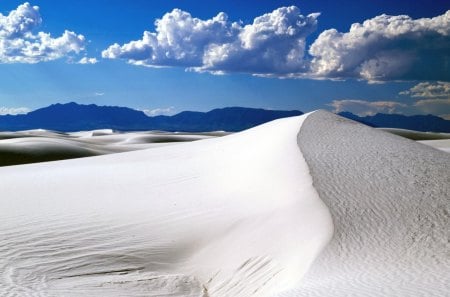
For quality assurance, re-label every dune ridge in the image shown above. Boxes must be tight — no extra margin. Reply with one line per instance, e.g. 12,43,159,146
288,110,450,297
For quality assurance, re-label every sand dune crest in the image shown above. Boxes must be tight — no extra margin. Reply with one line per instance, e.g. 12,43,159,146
289,110,450,297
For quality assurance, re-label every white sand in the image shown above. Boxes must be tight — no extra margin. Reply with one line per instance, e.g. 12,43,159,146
2,111,448,297
287,110,450,297
0,131,219,166
419,139,450,153
379,128,450,140
0,114,332,297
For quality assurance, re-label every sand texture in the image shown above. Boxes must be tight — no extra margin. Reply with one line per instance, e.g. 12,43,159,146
290,110,450,297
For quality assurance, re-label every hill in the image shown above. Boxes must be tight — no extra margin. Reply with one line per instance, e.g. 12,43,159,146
338,112,450,132
0,102,302,132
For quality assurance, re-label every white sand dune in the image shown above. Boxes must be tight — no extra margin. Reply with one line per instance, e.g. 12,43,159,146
380,128,450,140
0,114,332,297
288,111,450,297
1,111,448,297
419,139,450,153
0,130,218,166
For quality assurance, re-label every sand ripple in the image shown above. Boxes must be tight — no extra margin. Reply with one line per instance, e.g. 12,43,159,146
290,111,450,297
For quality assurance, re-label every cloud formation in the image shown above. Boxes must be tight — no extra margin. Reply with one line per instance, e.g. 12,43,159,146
400,82,450,117
102,9,237,68
329,99,408,116
103,7,449,81
78,57,98,64
141,107,175,116
0,106,31,115
400,81,450,98
332,82,450,118
309,11,450,82
414,98,450,114
0,2,85,63
198,7,319,75
412,96,450,120
102,6,320,75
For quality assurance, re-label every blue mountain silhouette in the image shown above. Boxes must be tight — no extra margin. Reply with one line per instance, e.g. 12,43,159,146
339,112,450,133
0,102,302,132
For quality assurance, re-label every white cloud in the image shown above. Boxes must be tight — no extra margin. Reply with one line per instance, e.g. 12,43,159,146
102,6,320,76
329,99,408,116
329,98,450,119
415,98,450,108
78,57,98,64
399,82,450,117
198,7,319,74
0,2,85,63
102,7,449,81
309,11,450,81
400,81,450,98
330,84,450,118
413,97,450,117
141,107,176,116
0,106,31,115
102,8,236,67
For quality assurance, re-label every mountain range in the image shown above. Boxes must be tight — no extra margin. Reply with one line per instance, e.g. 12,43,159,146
0,102,449,132
0,102,302,132
338,112,450,133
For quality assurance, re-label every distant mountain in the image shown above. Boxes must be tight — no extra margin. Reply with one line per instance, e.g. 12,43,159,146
151,107,302,132
0,102,150,131
338,112,450,133
0,102,303,132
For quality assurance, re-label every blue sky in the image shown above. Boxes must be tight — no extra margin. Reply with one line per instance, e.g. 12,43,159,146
0,0,449,118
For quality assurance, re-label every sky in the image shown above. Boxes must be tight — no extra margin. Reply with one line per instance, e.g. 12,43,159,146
0,0,449,118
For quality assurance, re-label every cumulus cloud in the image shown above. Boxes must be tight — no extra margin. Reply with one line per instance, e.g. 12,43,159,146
414,98,450,113
141,107,176,116
198,7,319,74
102,6,320,75
102,7,449,81
102,9,237,68
0,106,31,115
400,81,450,98
331,82,450,118
309,11,450,82
0,2,85,63
329,99,408,116
400,82,450,117
78,57,98,64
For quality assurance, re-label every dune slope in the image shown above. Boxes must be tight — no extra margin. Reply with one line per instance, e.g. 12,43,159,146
290,111,450,297
419,139,450,153
0,131,219,166
0,115,332,297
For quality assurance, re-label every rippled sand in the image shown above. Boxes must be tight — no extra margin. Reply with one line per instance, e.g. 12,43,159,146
287,111,450,297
